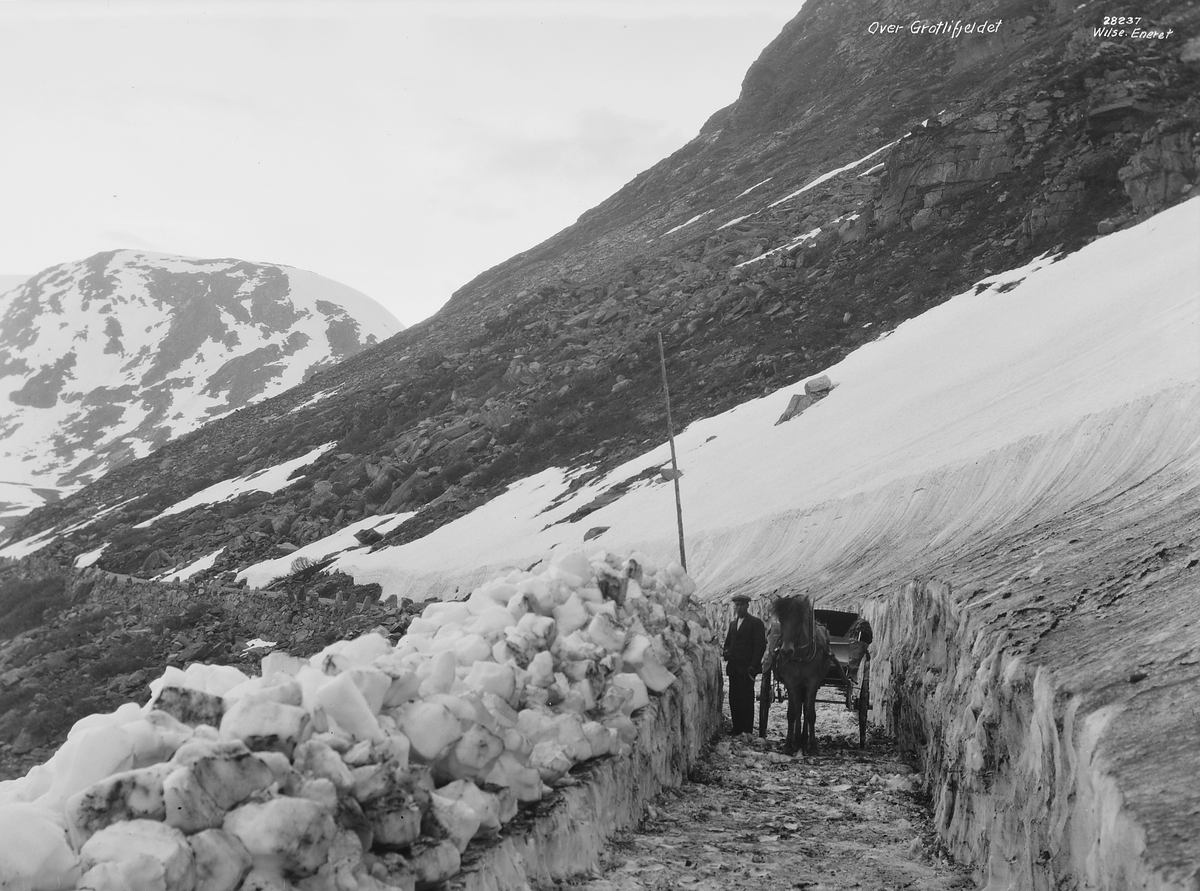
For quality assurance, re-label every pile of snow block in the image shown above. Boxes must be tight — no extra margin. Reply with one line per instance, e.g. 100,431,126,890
0,551,720,891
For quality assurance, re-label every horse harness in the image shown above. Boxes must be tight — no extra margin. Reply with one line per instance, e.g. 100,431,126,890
776,602,824,666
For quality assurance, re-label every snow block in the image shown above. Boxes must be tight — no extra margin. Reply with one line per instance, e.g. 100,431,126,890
446,645,721,890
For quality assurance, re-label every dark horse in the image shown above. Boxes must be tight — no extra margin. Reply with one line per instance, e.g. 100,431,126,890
772,594,832,755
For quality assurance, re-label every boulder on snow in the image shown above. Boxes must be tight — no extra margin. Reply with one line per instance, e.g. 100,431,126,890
776,376,837,425
804,374,833,396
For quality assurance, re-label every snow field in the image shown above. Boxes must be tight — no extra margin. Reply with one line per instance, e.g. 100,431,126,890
135,444,337,529
235,511,415,590
306,197,1199,604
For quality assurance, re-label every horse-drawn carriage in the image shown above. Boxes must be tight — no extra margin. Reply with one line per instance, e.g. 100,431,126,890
759,597,872,752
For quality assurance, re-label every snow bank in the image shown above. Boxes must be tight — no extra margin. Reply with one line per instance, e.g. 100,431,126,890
236,511,414,590
0,551,713,890
136,444,336,529
305,197,1199,605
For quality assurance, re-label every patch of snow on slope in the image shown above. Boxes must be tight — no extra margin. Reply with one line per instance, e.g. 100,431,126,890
663,210,713,236
0,482,59,516
291,388,343,413
736,178,773,198
736,227,822,268
135,443,336,528
767,140,900,209
157,548,225,582
719,215,750,230
0,528,58,559
68,498,138,534
0,495,137,553
237,511,416,588
973,252,1059,294
328,468,579,595
75,545,107,569
330,197,1200,600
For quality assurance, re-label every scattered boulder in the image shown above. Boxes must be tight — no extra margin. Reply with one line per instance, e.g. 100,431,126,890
142,550,174,573
776,376,836,425
804,375,833,396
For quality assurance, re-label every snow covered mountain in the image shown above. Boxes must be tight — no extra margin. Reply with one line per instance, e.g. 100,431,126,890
0,250,403,523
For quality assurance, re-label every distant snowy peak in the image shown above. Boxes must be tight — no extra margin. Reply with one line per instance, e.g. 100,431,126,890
0,249,403,508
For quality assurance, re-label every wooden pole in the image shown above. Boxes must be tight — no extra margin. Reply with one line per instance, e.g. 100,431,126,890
657,332,687,572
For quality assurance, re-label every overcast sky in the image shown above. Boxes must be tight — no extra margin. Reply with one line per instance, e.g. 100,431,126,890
0,0,800,326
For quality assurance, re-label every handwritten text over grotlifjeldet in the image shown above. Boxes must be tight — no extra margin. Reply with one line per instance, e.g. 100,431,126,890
867,19,1004,36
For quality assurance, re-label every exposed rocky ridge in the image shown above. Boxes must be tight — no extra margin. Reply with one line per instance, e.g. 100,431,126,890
5,0,1199,631
0,250,403,529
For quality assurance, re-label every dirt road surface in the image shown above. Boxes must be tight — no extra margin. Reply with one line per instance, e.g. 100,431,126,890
569,698,975,891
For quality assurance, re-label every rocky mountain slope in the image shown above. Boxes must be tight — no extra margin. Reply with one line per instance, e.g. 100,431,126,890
0,251,403,529
6,0,1196,581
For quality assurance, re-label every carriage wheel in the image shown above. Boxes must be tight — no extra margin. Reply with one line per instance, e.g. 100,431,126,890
857,657,871,749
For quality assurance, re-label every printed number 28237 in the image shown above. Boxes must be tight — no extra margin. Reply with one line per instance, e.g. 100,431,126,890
1103,16,1141,24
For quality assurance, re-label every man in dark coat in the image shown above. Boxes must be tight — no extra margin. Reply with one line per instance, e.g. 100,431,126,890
723,594,767,736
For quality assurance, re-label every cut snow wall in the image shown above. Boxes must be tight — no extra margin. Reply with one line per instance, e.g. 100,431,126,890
452,645,723,889
693,384,1200,890
867,579,1198,891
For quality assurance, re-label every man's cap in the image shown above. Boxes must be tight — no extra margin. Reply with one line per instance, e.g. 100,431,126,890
731,594,751,603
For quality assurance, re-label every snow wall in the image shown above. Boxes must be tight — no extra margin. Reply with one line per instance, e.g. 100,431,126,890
452,644,721,889
650,386,1200,889
835,385,1200,891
